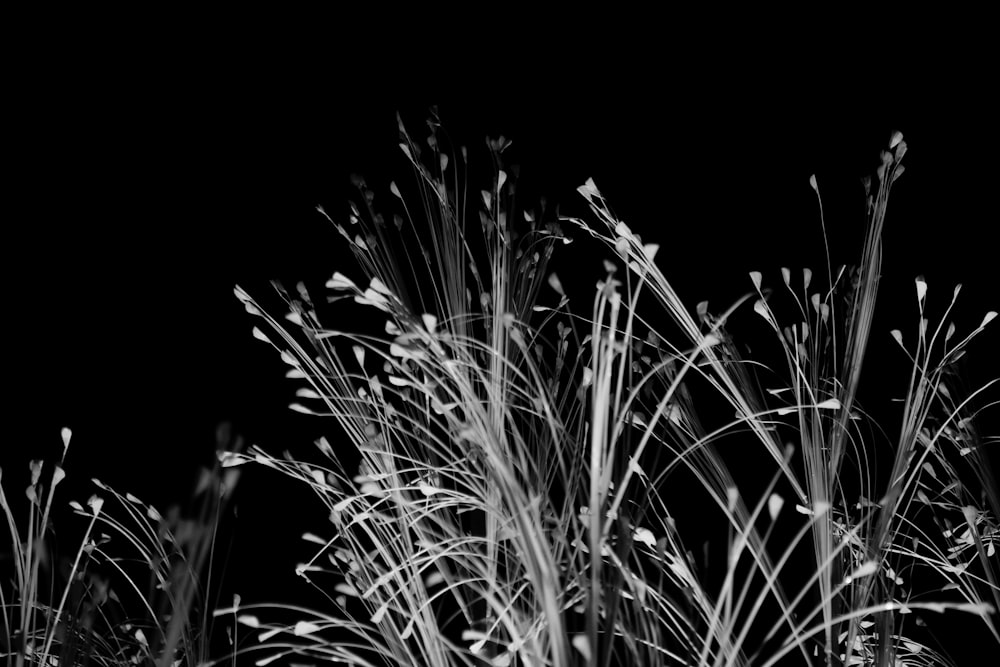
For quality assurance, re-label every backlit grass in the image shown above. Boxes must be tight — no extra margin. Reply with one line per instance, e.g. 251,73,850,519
3,114,996,666
217,116,997,665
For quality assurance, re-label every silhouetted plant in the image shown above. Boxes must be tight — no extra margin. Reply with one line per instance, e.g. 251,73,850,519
220,114,997,666
1,423,244,666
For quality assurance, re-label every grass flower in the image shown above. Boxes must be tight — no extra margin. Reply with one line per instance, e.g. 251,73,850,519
2,424,243,666
7,112,994,667
222,114,997,666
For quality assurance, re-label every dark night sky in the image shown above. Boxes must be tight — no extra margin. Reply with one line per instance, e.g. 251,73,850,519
5,34,997,632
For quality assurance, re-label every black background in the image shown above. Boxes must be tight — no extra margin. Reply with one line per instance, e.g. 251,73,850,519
5,24,997,662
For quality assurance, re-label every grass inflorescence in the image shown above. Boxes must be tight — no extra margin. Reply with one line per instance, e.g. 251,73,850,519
1,424,244,666
4,113,996,667
216,114,997,666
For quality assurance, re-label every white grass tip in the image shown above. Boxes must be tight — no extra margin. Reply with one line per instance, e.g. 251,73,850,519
696,301,709,321
982,311,997,327
334,582,360,597
301,532,327,546
293,621,322,636
234,285,261,315
633,527,656,549
326,272,356,290
368,277,392,296
749,271,762,291
889,130,904,149
614,236,629,258
218,451,245,468
614,221,633,239
845,560,878,583
668,404,682,425
809,174,818,192
915,276,927,304
294,563,321,577
419,482,443,496
461,630,487,646
572,635,592,660
370,605,388,624
753,299,771,324
578,177,599,201
237,614,260,628
768,493,784,521
254,652,283,666
357,286,392,311
726,486,739,513
61,427,72,449
548,272,565,296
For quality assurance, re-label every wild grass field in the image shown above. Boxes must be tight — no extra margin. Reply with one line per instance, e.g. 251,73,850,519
3,111,997,666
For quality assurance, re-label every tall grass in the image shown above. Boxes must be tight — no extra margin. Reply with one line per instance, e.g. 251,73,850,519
8,113,992,666
1,423,244,666
219,114,998,666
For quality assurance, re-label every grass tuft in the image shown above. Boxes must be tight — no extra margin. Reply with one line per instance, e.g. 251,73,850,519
221,115,997,666
2,423,244,666
7,115,995,667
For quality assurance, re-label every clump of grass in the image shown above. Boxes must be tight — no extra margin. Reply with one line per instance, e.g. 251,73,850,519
222,112,997,666
1,423,244,666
